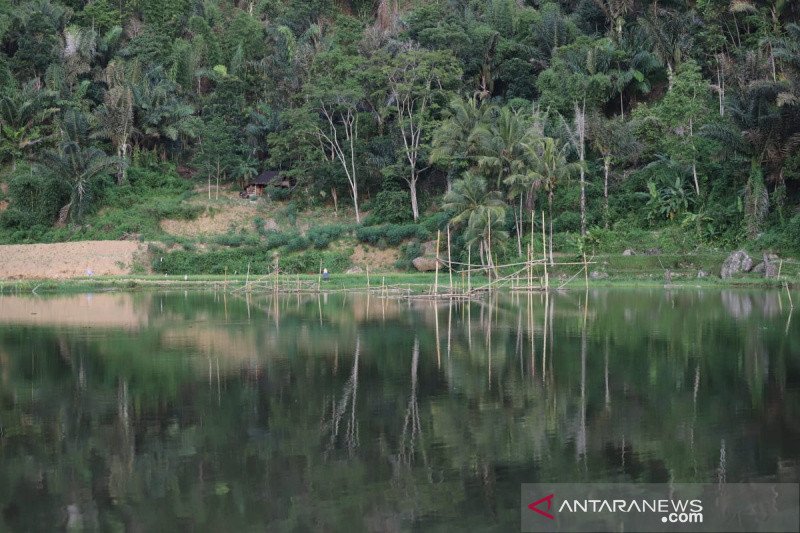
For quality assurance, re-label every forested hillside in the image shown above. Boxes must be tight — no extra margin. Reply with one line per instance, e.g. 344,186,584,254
1,0,799,273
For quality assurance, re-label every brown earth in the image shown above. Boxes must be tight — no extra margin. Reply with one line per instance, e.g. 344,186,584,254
350,244,399,271
0,241,146,279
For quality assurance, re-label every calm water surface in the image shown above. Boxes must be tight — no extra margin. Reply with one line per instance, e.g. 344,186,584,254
0,289,798,531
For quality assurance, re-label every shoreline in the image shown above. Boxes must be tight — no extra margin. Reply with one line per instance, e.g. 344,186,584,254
0,273,796,295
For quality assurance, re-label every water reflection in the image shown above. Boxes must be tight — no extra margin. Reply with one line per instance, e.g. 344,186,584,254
0,289,798,530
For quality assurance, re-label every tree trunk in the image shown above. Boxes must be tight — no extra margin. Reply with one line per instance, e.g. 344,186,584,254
689,117,700,196
603,156,611,229
409,177,419,221
331,187,338,217
351,185,361,223
516,195,523,256
548,191,554,266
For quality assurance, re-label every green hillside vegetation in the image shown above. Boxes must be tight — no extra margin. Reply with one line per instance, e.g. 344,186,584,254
1,0,799,275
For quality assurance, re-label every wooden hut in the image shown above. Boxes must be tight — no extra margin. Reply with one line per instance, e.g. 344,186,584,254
242,171,290,197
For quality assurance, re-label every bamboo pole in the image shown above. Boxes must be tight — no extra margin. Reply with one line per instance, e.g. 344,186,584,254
245,262,251,293
527,243,532,290
434,230,441,295
224,266,228,292
583,252,589,290
366,266,370,290
786,282,795,309
447,224,453,293
541,211,549,290
467,246,472,294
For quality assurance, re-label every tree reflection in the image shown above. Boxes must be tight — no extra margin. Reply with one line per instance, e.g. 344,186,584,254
0,288,797,530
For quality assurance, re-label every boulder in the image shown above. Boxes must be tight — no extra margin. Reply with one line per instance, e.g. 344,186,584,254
720,250,753,279
645,247,662,256
622,249,635,256
697,270,709,278
412,256,439,272
345,266,364,274
420,240,438,256
590,270,609,280
763,253,779,278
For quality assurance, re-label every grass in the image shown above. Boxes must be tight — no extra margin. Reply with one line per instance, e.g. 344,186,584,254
2,263,798,296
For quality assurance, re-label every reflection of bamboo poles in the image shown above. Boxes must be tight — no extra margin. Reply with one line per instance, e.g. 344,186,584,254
398,337,423,467
322,336,361,458
434,301,441,369
577,290,588,463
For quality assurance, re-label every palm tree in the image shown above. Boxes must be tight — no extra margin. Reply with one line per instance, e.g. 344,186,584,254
131,66,198,157
473,106,540,189
702,80,798,237
587,112,641,228
527,137,581,265
0,81,58,169
94,61,133,184
442,172,507,276
430,97,490,190
42,111,117,223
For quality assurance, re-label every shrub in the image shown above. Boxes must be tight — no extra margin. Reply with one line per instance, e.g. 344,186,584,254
356,224,430,247
395,240,423,270
420,211,450,233
1,167,68,229
284,233,310,252
263,230,292,249
279,249,351,274
212,232,261,248
306,223,355,248
363,190,412,225
266,185,291,201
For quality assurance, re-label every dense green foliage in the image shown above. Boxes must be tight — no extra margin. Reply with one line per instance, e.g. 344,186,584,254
1,0,800,264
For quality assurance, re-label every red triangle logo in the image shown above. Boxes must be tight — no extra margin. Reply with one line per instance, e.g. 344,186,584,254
528,493,555,520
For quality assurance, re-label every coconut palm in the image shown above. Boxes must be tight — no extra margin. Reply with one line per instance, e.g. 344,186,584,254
430,97,491,189
473,106,539,189
527,137,581,265
442,172,507,276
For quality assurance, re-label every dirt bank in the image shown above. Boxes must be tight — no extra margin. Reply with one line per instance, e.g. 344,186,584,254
0,241,146,279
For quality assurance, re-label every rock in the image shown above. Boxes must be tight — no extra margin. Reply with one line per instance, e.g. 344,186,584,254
762,253,779,278
697,270,708,278
420,240,438,256
720,250,753,279
262,218,279,231
345,266,364,274
752,262,766,274
412,256,438,272
590,271,609,280
622,249,635,256
645,247,662,255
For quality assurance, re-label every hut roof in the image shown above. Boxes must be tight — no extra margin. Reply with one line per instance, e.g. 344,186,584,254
250,170,281,186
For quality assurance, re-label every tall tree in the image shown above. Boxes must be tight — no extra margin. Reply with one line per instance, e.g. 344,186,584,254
385,46,461,221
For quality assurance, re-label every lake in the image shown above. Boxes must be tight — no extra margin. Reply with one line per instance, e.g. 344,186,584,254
0,289,798,531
